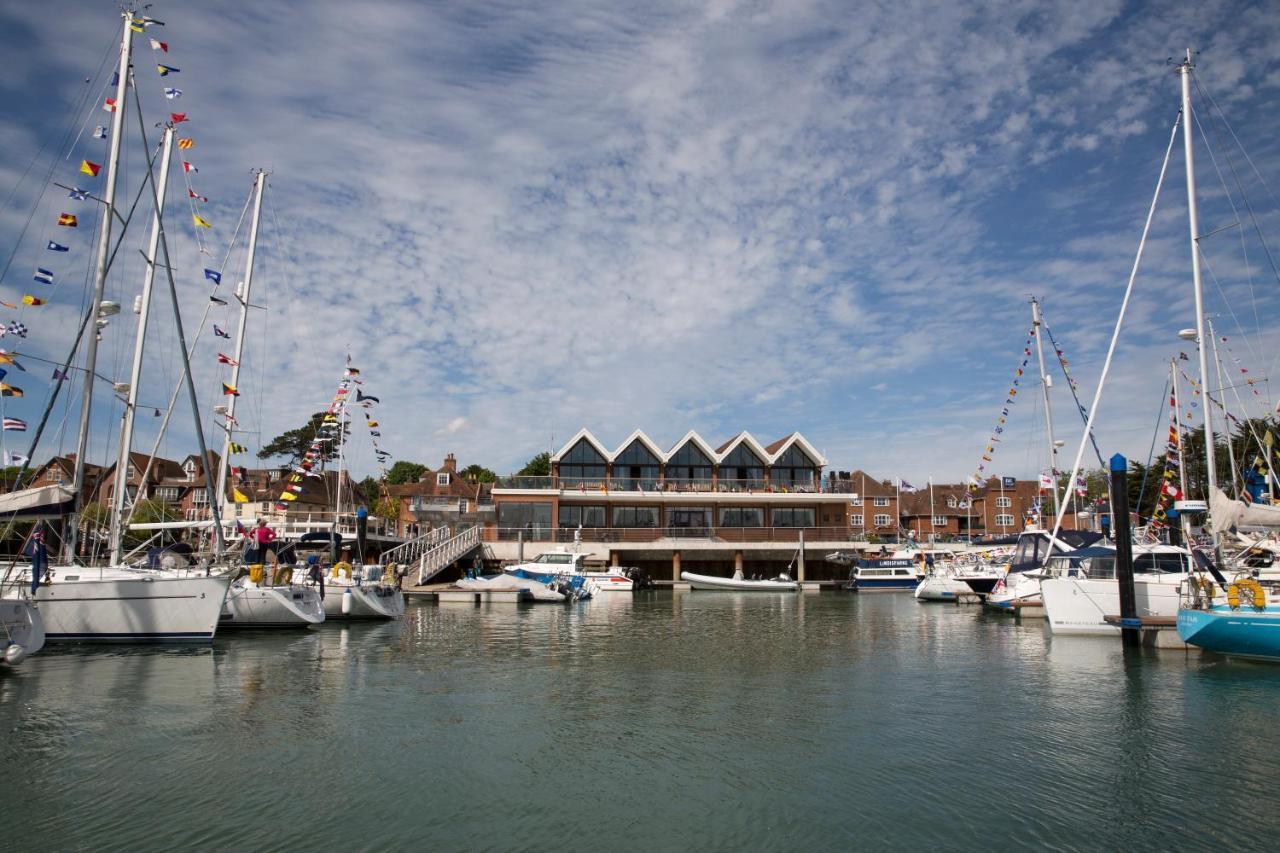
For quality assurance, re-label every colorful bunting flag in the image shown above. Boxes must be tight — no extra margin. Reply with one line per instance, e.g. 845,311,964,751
229,443,247,453
217,353,239,366
178,138,195,150
204,268,222,284
156,64,180,76
190,189,208,202
0,384,23,398
170,112,188,124
182,160,197,173
356,390,379,403
92,125,108,139
214,325,230,338
222,382,240,396
80,160,101,177
149,37,168,52
232,488,249,503
165,87,182,99
47,241,68,252
193,213,211,228
279,491,298,502
209,296,228,306
103,97,117,112
68,188,89,200
2,417,26,430
20,296,44,306
33,268,53,284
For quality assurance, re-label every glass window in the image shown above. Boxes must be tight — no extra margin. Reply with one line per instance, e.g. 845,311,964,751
995,514,1014,527
612,440,660,489
666,441,713,483
720,507,764,527
996,497,1012,508
721,444,765,487
770,444,816,489
558,505,605,528
497,501,553,539
668,507,712,529
437,472,450,486
612,506,659,528
559,438,607,484
873,513,892,527
932,515,947,526
772,507,816,528
946,497,958,508
873,497,889,507
849,513,864,527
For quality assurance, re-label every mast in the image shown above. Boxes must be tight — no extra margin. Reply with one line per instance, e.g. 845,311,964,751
65,10,135,561
1030,296,1061,518
1206,318,1239,491
1179,50,1219,506
212,170,266,536
108,125,175,565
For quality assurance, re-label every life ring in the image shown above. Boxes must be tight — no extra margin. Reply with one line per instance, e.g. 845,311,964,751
248,564,265,585
1226,578,1266,611
272,566,293,585
332,561,352,580
382,563,397,584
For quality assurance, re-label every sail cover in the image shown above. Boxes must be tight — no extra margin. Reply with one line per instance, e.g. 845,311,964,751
0,484,75,519
1211,488,1280,533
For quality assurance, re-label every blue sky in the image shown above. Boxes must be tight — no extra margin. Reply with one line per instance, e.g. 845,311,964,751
1,0,1278,484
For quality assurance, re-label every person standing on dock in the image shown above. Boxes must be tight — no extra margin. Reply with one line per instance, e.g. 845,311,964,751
252,518,278,568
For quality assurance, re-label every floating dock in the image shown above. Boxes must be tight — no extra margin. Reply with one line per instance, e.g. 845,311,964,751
1102,615,1192,650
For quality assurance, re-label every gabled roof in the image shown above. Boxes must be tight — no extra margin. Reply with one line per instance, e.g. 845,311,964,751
764,432,827,467
714,431,771,465
847,470,895,497
665,430,719,463
612,429,667,463
550,428,613,463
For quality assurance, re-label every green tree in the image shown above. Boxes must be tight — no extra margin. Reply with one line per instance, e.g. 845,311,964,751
460,463,496,483
258,412,349,462
357,475,381,503
517,452,550,477
386,461,427,485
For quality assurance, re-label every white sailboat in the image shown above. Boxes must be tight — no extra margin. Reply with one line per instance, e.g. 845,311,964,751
2,10,230,642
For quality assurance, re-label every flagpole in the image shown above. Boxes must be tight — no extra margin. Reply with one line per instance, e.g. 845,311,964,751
65,10,135,562
929,478,935,544
1030,296,1062,518
213,170,265,533
108,124,175,565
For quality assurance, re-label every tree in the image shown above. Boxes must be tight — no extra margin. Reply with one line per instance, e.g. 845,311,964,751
258,412,349,462
517,452,550,477
386,461,427,485
357,475,381,503
460,463,496,483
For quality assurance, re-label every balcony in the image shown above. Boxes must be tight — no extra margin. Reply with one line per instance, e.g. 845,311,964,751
492,476,851,495
487,525,858,544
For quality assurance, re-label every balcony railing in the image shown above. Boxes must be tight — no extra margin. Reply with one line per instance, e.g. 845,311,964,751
487,525,860,544
491,476,853,495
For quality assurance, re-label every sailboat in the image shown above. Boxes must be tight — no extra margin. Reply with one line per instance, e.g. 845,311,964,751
1,9,230,641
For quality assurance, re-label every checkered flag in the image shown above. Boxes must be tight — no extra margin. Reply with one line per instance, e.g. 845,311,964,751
6,322,27,338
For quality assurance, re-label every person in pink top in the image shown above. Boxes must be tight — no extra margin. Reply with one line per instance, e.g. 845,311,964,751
252,518,278,567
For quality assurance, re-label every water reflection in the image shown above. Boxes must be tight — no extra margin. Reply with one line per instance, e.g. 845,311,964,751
3,594,1280,852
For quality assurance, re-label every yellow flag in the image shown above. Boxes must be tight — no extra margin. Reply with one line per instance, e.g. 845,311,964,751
193,214,211,228
232,488,249,504
280,491,298,502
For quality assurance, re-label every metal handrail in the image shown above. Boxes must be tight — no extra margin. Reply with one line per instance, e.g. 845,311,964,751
381,525,449,566
490,475,847,494
416,525,482,585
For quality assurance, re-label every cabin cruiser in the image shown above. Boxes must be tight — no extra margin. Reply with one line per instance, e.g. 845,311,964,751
508,549,636,592
985,528,1104,611
455,572,573,601
682,568,798,591
1040,543,1191,635
845,557,924,592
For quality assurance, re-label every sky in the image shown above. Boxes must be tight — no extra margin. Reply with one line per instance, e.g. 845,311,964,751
1,0,1278,486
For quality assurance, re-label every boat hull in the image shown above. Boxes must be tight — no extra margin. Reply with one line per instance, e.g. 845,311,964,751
1042,576,1183,635
1178,606,1280,661
681,571,798,592
220,583,325,628
21,574,229,643
1,598,45,664
914,576,970,601
321,582,405,620
959,576,999,596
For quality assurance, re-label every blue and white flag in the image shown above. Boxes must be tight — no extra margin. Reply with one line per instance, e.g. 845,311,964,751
92,125,108,139
46,241,68,252
33,268,53,284
164,87,182,99
68,187,89,200
204,268,221,284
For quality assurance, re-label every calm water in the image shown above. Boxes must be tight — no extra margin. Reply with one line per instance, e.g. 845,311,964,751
3,593,1279,852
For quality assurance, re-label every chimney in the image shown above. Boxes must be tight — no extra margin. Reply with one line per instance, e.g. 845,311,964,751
444,453,456,471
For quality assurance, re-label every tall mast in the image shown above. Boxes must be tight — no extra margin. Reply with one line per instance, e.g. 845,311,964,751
1207,318,1238,491
1030,296,1061,518
65,10,135,561
1179,50,1219,506
108,125,175,565
212,170,266,533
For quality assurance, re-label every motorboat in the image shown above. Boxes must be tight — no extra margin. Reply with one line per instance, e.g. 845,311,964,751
985,528,1103,611
508,549,636,592
1177,573,1280,662
504,564,596,600
682,569,798,591
1040,544,1191,635
846,558,923,592
1,595,45,665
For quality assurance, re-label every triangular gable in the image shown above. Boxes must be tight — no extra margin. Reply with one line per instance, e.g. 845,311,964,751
765,432,827,467
550,428,612,463
666,430,718,463
714,431,770,465
611,429,667,463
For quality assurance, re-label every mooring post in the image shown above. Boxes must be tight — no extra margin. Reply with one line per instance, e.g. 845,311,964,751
1110,453,1140,648
797,529,806,582
517,530,524,563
